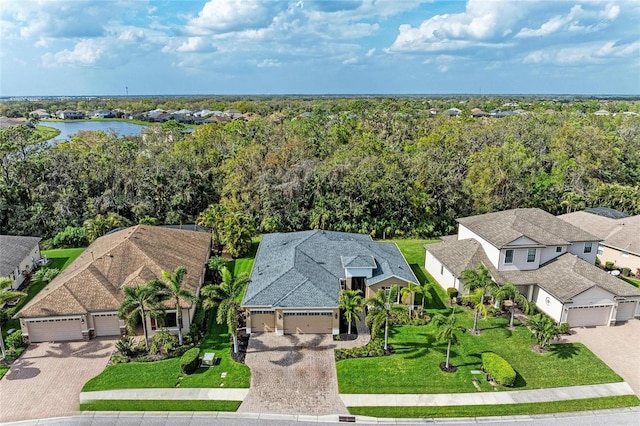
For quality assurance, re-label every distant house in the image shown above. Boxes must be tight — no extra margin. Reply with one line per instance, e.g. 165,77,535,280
594,110,610,116
444,107,461,117
471,108,489,117
425,208,640,327
0,235,42,290
30,109,51,119
560,208,640,274
58,110,83,119
427,108,439,115
242,230,418,335
93,109,115,118
16,225,211,343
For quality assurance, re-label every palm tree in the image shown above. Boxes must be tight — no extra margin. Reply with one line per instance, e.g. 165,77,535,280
200,267,250,353
494,282,532,328
400,281,433,313
159,266,196,346
118,280,166,350
462,288,489,333
338,289,363,335
31,267,60,287
364,285,409,351
527,314,560,350
431,311,465,371
461,264,497,334
0,278,27,358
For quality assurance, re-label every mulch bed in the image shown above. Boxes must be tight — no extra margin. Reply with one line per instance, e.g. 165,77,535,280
439,362,457,373
230,333,249,363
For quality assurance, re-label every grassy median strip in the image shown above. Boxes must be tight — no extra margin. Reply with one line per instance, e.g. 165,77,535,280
348,395,640,418
80,400,241,412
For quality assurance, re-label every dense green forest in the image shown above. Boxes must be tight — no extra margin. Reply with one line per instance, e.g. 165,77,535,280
1,97,639,249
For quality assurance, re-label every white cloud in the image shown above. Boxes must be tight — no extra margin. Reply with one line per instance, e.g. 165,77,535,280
523,40,640,65
185,0,273,34
257,58,280,67
365,48,375,57
342,57,358,65
42,39,108,67
176,37,211,53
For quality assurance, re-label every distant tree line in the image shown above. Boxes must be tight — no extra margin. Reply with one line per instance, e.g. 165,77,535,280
1,97,639,249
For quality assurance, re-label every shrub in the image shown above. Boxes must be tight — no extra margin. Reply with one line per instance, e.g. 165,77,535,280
446,287,459,302
180,348,200,374
151,328,177,355
488,307,502,317
335,338,386,361
482,352,516,387
139,216,160,226
111,353,130,364
558,322,571,334
193,301,206,329
622,267,631,277
173,345,192,358
5,331,26,350
50,226,88,248
115,337,135,356
605,261,615,271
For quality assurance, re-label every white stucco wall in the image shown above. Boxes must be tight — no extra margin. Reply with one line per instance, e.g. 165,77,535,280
533,287,564,322
571,286,616,306
567,241,598,264
540,245,565,265
425,251,460,291
600,245,640,273
458,225,501,268
500,247,540,271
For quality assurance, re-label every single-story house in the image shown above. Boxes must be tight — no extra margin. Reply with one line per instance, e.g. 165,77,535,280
425,208,640,327
559,208,640,275
0,235,42,290
16,225,211,343
242,230,419,335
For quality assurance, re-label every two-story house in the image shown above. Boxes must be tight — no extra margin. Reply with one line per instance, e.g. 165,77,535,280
425,208,640,327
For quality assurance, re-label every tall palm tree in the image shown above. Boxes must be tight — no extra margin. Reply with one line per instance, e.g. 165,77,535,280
200,267,250,353
462,288,489,333
338,289,363,335
461,264,497,334
118,280,166,350
431,311,465,371
364,285,409,351
0,278,26,358
159,266,196,346
400,281,433,312
494,282,532,328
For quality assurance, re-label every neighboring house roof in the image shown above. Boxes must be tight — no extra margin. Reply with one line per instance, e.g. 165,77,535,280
426,239,640,302
584,207,629,219
0,116,33,129
560,211,640,256
0,235,42,277
16,226,211,318
457,208,598,248
243,230,418,308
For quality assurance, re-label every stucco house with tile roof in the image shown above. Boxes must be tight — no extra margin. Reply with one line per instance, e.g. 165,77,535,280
16,225,211,343
0,235,42,290
425,208,640,327
559,209,640,274
243,230,419,335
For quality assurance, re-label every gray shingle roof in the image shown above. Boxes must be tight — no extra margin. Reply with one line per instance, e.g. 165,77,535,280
560,211,640,256
243,230,418,308
457,208,598,248
0,235,42,277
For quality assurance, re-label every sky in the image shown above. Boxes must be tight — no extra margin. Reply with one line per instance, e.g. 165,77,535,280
1,0,639,96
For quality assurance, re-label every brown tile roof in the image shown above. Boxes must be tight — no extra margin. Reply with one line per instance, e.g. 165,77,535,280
559,212,640,256
457,208,598,248
17,226,211,318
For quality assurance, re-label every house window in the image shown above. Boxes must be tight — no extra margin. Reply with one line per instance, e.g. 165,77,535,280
527,248,536,263
584,242,592,253
505,250,514,264
556,246,562,253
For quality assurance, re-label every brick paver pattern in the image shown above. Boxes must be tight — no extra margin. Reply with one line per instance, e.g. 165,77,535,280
0,338,115,423
238,333,349,416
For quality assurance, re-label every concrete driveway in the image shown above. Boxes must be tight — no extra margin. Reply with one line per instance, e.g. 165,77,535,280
237,333,348,416
562,319,640,397
0,338,115,423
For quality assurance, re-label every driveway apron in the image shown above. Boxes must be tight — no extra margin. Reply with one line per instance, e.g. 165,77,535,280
0,338,115,423
561,319,640,397
237,333,348,415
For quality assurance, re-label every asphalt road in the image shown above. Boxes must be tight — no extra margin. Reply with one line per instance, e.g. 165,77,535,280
4,408,639,426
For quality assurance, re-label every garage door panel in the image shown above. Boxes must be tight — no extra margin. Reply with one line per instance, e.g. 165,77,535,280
284,312,332,334
27,318,82,342
616,301,638,321
251,313,275,332
93,314,121,337
567,305,611,327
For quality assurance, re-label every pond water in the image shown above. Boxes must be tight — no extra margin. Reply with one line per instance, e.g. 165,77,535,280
42,120,147,143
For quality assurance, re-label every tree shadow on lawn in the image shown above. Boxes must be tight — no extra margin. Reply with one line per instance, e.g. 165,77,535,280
409,264,446,310
548,343,581,360
394,334,437,359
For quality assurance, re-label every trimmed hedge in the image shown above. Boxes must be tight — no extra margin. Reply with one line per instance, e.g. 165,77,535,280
180,348,200,375
482,352,516,387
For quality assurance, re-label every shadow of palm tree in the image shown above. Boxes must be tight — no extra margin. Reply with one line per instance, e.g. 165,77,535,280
5,360,41,380
549,343,581,359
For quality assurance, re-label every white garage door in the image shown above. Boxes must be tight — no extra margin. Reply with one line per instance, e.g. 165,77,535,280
616,301,638,322
93,313,121,337
284,312,332,334
566,305,612,327
27,318,83,342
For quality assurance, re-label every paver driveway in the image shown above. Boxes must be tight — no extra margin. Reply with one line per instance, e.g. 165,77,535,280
237,333,348,416
562,319,640,397
0,338,115,423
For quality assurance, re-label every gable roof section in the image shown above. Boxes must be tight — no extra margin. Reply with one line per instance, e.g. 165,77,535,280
17,226,211,318
559,211,640,256
457,208,598,248
243,230,418,308
0,235,41,277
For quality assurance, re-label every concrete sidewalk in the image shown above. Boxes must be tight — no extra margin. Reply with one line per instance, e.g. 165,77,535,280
340,382,635,406
80,388,249,403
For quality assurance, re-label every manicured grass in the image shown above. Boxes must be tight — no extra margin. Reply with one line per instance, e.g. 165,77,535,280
337,308,621,394
0,366,8,380
82,313,250,391
621,276,640,288
348,395,640,418
80,400,241,412
226,237,261,277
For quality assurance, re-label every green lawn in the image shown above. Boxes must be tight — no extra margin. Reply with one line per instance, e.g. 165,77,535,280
82,313,250,391
80,400,241,412
621,276,640,288
2,248,85,337
226,237,261,277
0,366,8,380
348,395,640,418
337,308,621,394
35,125,61,141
